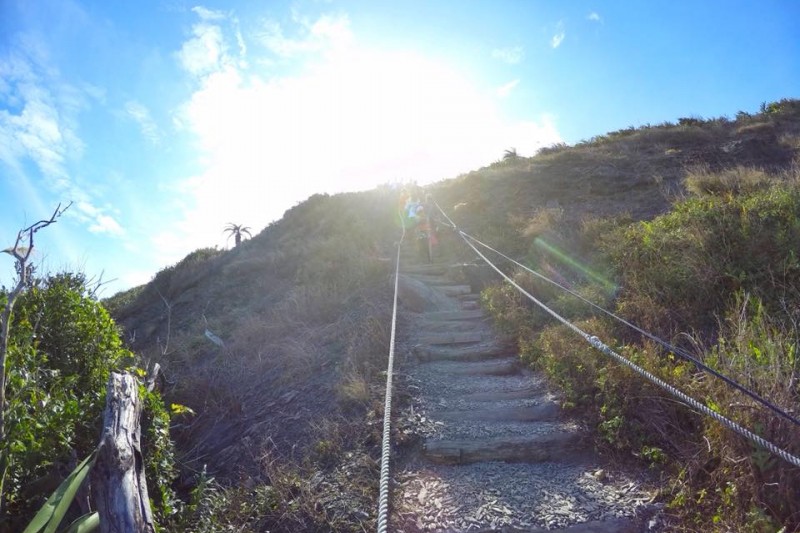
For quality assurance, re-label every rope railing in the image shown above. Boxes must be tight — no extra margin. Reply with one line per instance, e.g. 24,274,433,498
376,222,405,533
431,199,800,469
457,230,800,468
458,231,800,430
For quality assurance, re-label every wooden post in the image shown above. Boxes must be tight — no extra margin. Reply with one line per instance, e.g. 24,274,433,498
92,372,155,533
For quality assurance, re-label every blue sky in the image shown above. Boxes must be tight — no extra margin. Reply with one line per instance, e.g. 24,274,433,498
1,0,798,295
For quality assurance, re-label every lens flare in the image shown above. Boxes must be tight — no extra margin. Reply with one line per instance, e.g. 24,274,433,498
532,237,617,293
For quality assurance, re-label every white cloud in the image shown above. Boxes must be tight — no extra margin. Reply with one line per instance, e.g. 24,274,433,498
491,46,524,65
89,214,124,235
258,14,353,58
0,35,123,242
164,11,562,264
496,79,520,98
588,12,602,23
124,100,160,143
177,22,228,76
192,6,225,21
551,21,566,48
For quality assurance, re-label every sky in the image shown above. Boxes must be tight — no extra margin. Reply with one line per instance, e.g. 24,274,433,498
1,0,799,295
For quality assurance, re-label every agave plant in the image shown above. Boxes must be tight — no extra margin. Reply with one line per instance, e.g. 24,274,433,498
224,223,252,247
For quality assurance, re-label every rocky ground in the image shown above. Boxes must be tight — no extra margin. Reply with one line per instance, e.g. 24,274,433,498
389,260,663,532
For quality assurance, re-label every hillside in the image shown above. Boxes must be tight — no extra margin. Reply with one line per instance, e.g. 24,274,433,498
109,190,399,463
431,100,799,251
106,98,800,531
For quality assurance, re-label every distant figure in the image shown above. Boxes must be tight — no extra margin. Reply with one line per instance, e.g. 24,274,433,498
404,195,422,229
414,204,437,263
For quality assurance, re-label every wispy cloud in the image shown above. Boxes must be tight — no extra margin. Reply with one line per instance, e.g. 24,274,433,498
0,33,123,238
588,12,602,23
192,6,226,21
124,100,160,144
258,13,353,58
75,200,124,236
491,46,524,65
551,21,566,48
89,214,124,235
176,21,229,76
496,79,520,98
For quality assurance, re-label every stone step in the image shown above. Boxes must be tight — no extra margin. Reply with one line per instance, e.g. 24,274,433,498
458,293,481,302
423,310,485,321
424,431,584,464
448,359,519,376
473,517,642,533
417,321,486,334
432,402,561,423
439,285,473,297
460,385,546,401
417,331,484,346
404,274,463,286
413,343,511,362
400,263,450,275
462,300,480,310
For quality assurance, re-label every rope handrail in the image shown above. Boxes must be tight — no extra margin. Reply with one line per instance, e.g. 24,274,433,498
376,220,405,533
431,198,800,468
458,231,800,430
456,230,800,468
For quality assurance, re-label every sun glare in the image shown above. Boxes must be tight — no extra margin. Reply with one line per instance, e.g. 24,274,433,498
161,22,561,264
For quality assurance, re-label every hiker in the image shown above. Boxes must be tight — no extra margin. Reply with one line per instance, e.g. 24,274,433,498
404,195,422,229
413,204,433,263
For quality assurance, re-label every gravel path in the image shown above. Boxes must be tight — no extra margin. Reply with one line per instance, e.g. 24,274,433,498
390,264,662,532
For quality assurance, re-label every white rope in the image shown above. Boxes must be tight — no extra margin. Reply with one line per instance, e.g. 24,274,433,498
458,230,800,469
459,231,800,429
377,222,405,533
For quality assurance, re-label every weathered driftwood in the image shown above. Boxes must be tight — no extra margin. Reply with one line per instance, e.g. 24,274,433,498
92,372,155,533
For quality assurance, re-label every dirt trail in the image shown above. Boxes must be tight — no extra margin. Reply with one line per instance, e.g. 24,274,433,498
391,260,661,532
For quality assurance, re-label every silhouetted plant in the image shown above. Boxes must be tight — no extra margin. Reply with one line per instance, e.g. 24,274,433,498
224,223,252,247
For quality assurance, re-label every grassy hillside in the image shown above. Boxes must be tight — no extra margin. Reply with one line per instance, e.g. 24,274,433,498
106,98,800,531
106,189,403,530
434,99,800,532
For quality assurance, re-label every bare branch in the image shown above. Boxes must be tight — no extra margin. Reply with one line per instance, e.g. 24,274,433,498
10,202,72,265
155,289,172,356
0,202,71,509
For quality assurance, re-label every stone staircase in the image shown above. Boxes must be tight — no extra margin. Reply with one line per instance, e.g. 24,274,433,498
391,258,660,532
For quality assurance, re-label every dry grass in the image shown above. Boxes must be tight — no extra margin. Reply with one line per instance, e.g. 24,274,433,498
520,206,564,238
106,99,800,531
684,165,773,196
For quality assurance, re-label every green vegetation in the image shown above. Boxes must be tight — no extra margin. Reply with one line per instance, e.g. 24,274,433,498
12,99,799,531
481,164,800,531
1,273,177,530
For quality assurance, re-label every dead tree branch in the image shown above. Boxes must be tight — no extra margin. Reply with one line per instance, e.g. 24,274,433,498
0,202,70,510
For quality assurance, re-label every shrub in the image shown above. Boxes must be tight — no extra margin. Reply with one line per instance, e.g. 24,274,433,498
606,169,800,338
684,165,773,196
482,165,800,530
1,272,180,530
2,275,144,525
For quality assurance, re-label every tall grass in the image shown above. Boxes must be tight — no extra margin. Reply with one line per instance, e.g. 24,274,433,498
484,165,800,531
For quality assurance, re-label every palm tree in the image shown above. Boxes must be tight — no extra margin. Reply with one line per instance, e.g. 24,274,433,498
503,147,518,160
224,223,252,247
